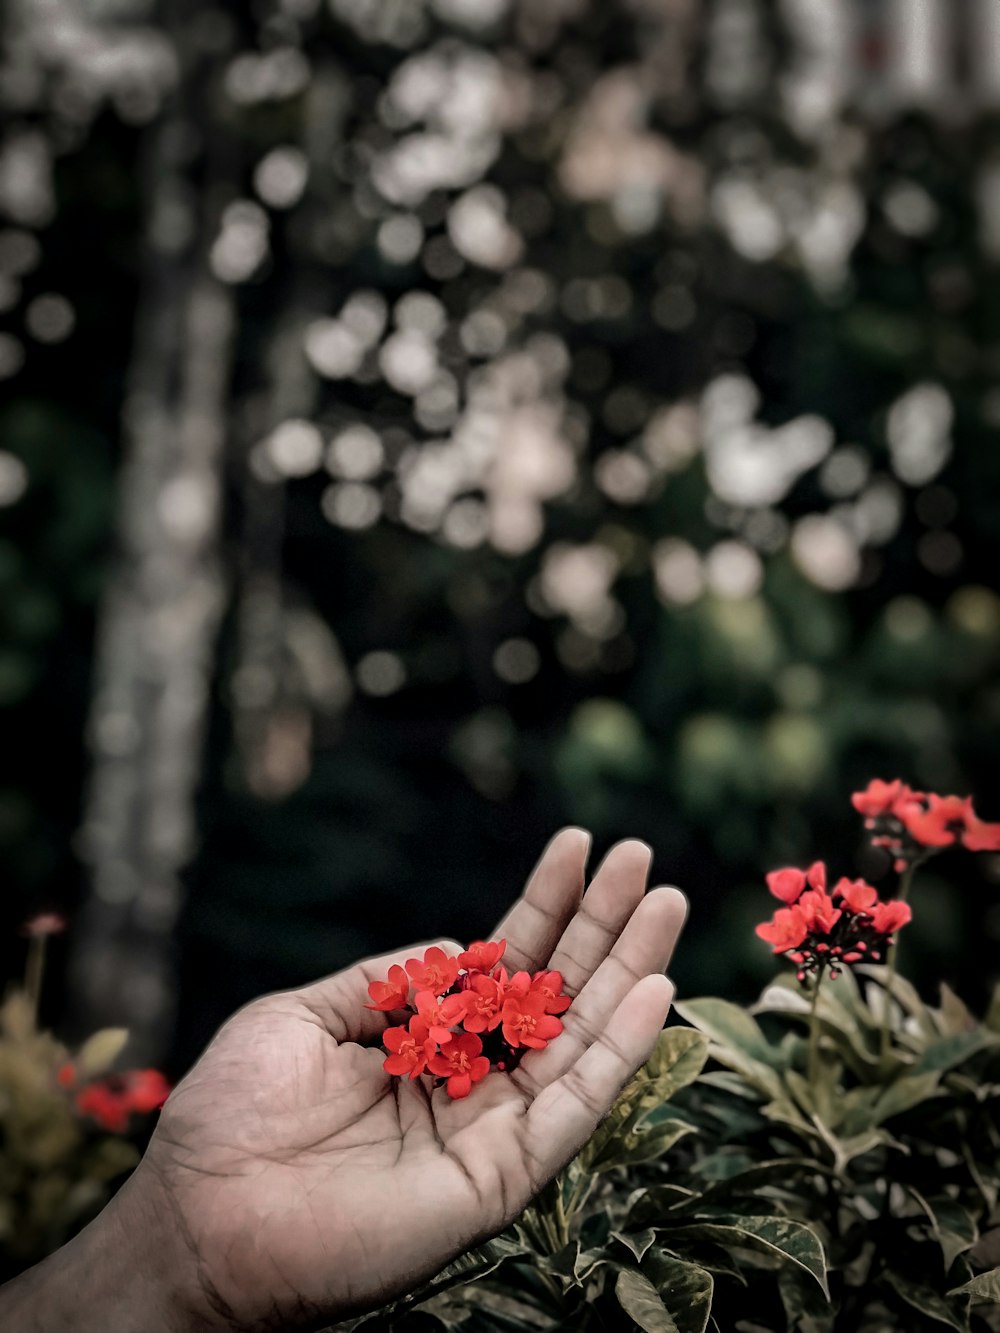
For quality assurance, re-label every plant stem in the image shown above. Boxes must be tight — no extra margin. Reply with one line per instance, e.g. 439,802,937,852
807,970,823,1086
23,936,47,1030
879,863,916,1060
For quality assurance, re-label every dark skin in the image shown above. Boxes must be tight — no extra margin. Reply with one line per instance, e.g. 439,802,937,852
0,830,687,1332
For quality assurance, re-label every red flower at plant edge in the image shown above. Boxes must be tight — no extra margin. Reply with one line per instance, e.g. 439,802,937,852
375,940,572,1098
427,1032,490,1099
73,1069,171,1133
756,861,910,983
851,778,1000,867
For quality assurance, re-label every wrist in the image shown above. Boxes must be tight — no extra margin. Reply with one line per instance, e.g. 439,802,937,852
0,1167,220,1332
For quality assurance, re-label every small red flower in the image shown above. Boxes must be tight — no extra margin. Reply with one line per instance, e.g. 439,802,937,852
383,1016,435,1079
501,994,564,1050
413,990,466,1043
765,861,825,904
796,888,841,934
405,947,460,995
528,970,572,1015
458,939,506,972
428,1032,491,1099
963,815,1000,853
833,877,878,914
870,900,912,935
74,1069,171,1132
460,974,503,1033
755,905,808,953
492,966,531,1003
901,794,973,849
851,779,906,819
365,964,410,1012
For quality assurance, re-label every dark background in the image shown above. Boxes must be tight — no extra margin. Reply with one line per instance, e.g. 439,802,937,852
1,0,999,1077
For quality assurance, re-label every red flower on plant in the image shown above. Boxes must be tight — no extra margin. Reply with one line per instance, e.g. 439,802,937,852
869,900,913,934
427,1032,491,1099
851,779,907,820
383,1016,436,1080
755,906,808,953
796,888,841,934
458,939,506,972
460,974,504,1033
501,993,564,1050
74,1069,171,1133
413,990,466,1043
405,947,460,995
365,964,410,1012
765,861,825,904
833,877,878,914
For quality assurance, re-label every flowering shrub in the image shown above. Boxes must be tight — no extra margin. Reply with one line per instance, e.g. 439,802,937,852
0,915,170,1277
369,941,571,1099
340,784,1000,1333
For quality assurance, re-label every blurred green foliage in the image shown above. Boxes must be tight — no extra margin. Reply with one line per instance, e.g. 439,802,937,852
0,1,999,1069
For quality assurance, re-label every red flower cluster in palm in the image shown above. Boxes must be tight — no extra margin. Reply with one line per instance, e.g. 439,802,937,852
60,1064,171,1133
852,779,1000,870
756,861,911,983
368,940,571,1099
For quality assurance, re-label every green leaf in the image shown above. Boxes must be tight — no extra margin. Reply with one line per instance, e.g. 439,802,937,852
778,1268,836,1333
884,1269,971,1329
615,1267,681,1333
619,1119,697,1168
938,985,977,1036
907,1190,979,1270
612,1228,659,1263
642,1251,714,1333
393,1236,528,1310
668,1216,829,1297
646,1027,712,1096
627,1186,701,1228
674,1000,778,1066
914,1032,1000,1076
868,1071,941,1126
579,1029,707,1172
948,1266,1000,1305
76,1027,129,1077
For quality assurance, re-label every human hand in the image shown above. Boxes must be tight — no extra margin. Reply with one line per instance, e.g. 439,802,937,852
1,831,686,1332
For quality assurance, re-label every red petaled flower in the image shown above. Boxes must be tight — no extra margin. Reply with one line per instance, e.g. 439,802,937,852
383,1016,435,1080
413,990,466,1043
833,877,878,914
756,868,909,984
365,964,410,1012
458,939,506,972
870,900,912,934
755,905,808,954
428,1032,491,1100
765,861,825,905
852,779,1000,865
460,974,504,1033
528,970,572,1015
501,993,564,1050
74,1069,171,1133
851,779,906,820
405,947,460,995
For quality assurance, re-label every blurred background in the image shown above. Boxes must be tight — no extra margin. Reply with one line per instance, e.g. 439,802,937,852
2,0,1000,1075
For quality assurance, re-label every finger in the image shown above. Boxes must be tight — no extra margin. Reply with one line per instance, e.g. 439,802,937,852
519,973,675,1189
291,938,462,1043
492,827,591,974
513,885,687,1097
542,839,652,999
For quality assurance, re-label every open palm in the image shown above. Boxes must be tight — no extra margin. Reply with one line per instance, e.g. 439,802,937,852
133,831,686,1332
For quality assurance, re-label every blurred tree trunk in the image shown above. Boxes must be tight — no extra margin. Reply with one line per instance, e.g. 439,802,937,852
68,6,237,1060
